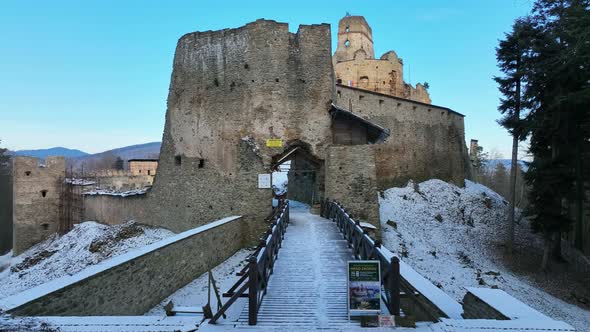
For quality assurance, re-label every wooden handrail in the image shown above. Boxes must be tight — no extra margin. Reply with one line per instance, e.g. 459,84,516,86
210,200,290,325
320,199,401,316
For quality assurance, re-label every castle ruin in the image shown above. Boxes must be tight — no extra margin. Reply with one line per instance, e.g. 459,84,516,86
333,15,431,104
11,14,472,252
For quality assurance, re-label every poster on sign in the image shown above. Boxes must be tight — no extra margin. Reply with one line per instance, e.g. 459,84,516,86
348,260,381,317
258,174,271,189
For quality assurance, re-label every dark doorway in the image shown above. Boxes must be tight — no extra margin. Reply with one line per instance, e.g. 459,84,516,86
271,143,324,206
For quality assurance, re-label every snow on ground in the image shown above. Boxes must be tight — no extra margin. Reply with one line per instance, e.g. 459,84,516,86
379,179,590,332
0,251,13,281
0,221,174,299
146,249,252,315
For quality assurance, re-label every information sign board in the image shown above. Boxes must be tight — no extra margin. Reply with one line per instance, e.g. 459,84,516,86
266,139,283,148
348,260,381,317
258,174,271,189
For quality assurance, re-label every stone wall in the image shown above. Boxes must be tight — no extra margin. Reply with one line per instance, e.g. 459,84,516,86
334,85,471,189
12,156,65,254
3,216,245,316
86,170,154,191
325,145,379,230
83,193,147,226
0,160,12,254
128,160,158,176
92,174,153,191
462,292,509,320
137,19,334,240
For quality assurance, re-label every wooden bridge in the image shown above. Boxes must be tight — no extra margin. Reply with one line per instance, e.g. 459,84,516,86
209,200,404,329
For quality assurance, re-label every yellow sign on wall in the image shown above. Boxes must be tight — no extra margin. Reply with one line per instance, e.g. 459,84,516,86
266,139,283,148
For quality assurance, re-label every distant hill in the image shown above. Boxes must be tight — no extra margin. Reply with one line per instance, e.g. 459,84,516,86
70,142,161,170
14,147,89,159
485,159,529,172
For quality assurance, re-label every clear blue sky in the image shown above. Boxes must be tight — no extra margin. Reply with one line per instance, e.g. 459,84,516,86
0,0,533,156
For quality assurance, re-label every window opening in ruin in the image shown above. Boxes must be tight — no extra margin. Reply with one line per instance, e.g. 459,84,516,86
379,99,384,105
337,79,342,84
337,90,341,98
25,171,31,176
139,170,142,173
41,190,48,197
198,159,205,168
148,170,151,175
344,40,350,47
345,26,350,33
41,223,49,230
175,155,182,165
275,78,279,82
359,95,364,100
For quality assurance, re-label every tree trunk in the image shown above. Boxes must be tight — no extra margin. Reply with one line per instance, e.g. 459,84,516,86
574,141,584,250
541,232,552,271
507,135,519,253
507,61,521,254
552,231,562,260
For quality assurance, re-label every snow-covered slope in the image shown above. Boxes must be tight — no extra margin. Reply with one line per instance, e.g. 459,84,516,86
0,221,174,299
380,179,590,332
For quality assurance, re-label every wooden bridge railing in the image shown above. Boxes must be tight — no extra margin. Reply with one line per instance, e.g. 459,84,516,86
321,199,401,316
210,199,290,325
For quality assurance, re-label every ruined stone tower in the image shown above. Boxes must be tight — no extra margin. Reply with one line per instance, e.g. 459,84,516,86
333,15,375,62
138,20,335,237
333,15,431,104
12,156,65,254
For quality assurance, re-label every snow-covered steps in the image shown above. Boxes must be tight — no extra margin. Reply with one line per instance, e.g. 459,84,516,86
236,209,359,329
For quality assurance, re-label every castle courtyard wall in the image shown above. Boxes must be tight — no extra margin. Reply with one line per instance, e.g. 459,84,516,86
334,85,471,189
83,193,147,226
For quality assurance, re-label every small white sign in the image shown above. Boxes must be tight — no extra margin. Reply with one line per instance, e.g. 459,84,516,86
258,174,271,189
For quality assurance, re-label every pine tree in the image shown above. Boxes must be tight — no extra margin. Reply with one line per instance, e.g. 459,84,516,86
524,0,590,269
494,18,536,252
0,140,9,173
113,157,124,171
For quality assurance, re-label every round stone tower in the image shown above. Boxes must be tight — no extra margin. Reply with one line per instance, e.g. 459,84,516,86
333,15,375,63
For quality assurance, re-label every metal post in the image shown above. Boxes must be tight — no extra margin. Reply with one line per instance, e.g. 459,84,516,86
390,256,400,316
248,256,258,325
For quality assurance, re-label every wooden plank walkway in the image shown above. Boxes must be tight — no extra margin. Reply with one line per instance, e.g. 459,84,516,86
237,208,359,329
